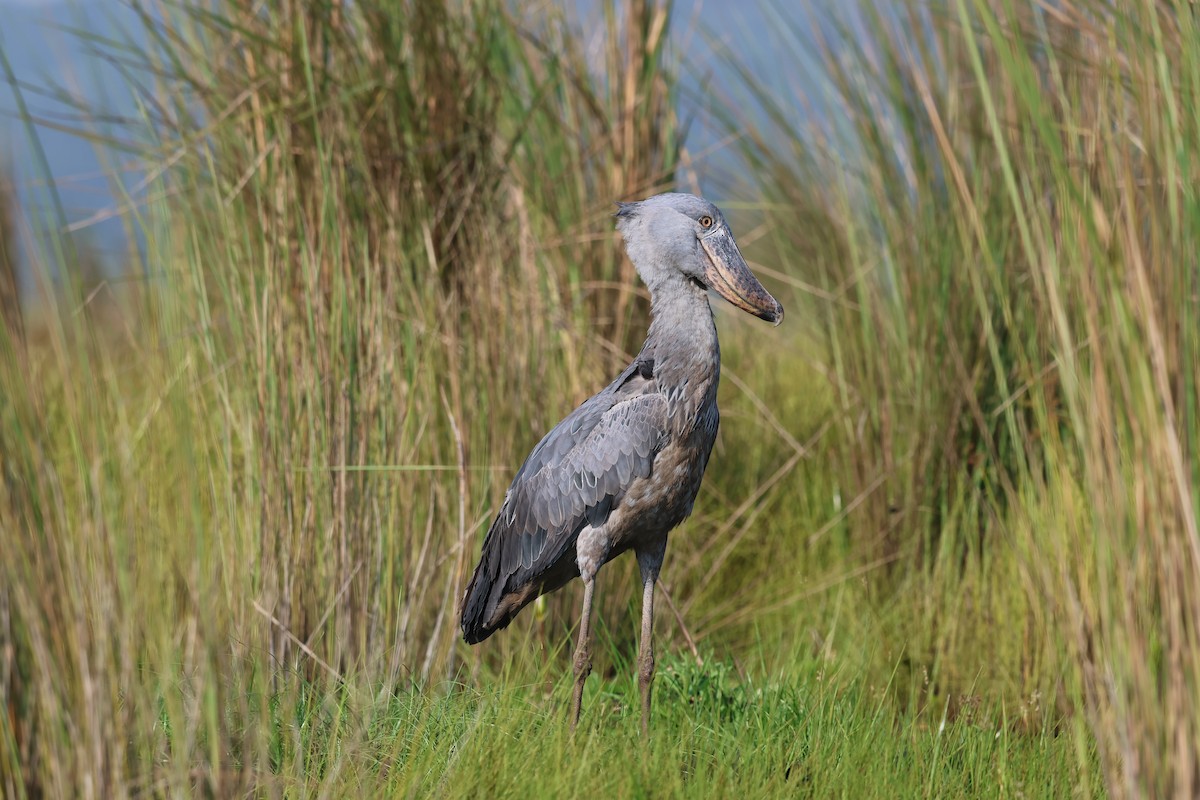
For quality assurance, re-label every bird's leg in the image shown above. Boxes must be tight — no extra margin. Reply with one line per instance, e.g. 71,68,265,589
637,573,657,736
636,543,665,736
570,576,595,731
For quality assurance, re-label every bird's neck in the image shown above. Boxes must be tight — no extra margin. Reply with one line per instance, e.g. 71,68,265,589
641,276,720,392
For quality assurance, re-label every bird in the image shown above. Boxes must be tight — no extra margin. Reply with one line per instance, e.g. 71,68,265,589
459,193,783,734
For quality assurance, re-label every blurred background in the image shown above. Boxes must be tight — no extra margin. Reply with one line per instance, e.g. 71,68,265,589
1,1,145,286
1,1,1197,797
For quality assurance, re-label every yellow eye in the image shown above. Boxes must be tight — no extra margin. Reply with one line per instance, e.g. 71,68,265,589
698,215,714,229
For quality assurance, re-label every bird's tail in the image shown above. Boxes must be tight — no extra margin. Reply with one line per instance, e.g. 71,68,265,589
459,519,508,645
461,516,565,645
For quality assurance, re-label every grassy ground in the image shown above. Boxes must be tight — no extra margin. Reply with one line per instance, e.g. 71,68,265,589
1,0,1197,796
245,652,1095,799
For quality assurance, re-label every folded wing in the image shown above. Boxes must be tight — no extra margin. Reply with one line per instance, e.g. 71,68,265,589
460,366,666,643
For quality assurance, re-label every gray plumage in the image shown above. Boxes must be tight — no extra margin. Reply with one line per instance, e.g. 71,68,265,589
459,193,782,732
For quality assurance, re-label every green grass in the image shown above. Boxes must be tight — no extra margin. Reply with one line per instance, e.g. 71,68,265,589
1,0,1197,796
121,651,1097,798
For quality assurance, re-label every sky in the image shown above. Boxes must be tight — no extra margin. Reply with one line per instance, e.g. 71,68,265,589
0,0,147,288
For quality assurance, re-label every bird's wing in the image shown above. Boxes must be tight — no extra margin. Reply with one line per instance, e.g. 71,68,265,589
459,361,666,642
498,370,668,577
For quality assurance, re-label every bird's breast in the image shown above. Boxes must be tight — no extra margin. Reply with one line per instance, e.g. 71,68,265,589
602,394,719,554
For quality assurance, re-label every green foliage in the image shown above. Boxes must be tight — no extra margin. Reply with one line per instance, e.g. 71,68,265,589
723,1,1200,795
656,652,748,725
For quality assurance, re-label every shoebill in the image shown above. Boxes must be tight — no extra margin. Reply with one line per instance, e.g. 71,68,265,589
460,193,783,734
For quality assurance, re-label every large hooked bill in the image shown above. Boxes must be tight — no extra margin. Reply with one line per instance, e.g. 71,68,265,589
700,227,784,326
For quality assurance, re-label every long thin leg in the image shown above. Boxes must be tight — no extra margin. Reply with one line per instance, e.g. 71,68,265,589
636,542,665,736
570,576,595,730
637,572,657,736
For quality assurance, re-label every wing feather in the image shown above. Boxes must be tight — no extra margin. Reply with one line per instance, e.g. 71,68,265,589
460,361,667,643
500,387,667,578
522,394,665,527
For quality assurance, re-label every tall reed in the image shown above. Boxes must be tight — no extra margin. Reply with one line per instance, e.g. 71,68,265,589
0,0,683,793
727,1,1198,795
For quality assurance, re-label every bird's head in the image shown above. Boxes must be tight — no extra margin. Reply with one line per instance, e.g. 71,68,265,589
615,193,783,326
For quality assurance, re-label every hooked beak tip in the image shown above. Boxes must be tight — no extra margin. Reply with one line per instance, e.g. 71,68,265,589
755,300,783,326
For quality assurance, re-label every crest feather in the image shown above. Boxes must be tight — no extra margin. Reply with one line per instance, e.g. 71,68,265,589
614,200,639,219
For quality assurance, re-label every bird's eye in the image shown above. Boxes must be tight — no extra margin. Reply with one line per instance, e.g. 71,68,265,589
698,215,714,229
